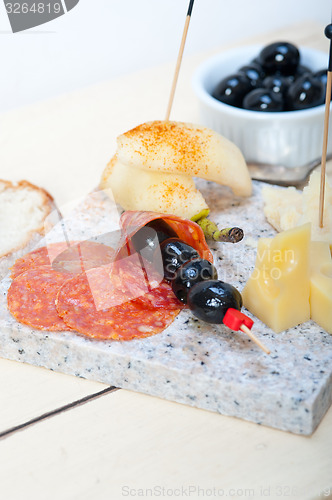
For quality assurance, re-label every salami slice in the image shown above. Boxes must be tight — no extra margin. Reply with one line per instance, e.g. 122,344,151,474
7,265,72,331
10,242,72,279
118,211,213,263
8,211,206,340
107,256,181,309
52,240,115,274
56,263,183,340
10,241,115,279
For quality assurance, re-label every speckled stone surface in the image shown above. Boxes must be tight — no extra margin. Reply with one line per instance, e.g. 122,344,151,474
0,183,331,435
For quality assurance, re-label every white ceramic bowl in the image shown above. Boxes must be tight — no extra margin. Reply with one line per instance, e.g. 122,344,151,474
193,45,331,167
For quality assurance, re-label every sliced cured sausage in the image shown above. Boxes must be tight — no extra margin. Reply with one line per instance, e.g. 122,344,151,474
8,210,209,340
52,240,115,274
10,242,71,279
118,211,213,263
56,262,183,340
10,241,114,278
7,265,72,331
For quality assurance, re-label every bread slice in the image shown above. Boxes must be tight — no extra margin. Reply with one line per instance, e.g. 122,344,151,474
0,180,54,279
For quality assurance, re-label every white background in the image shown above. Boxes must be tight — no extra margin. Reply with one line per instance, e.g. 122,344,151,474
0,0,331,113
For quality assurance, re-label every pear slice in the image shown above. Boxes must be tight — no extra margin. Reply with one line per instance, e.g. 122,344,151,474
100,156,209,220
117,120,252,197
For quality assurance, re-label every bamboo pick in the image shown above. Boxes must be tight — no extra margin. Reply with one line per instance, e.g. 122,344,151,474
165,0,195,121
319,23,332,228
319,71,332,227
240,325,271,355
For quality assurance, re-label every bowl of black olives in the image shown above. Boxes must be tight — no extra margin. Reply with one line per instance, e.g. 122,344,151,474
193,42,331,167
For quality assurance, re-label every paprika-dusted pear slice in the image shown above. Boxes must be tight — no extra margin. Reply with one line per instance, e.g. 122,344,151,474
116,120,252,197
100,155,209,220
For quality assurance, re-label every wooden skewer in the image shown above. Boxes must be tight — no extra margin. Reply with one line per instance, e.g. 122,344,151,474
319,70,332,227
240,325,271,355
319,23,332,228
165,0,195,121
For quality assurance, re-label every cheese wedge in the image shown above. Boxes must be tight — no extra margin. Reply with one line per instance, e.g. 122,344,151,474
100,156,208,220
301,171,332,245
242,224,311,333
262,170,332,246
116,121,252,197
262,185,302,232
310,241,332,334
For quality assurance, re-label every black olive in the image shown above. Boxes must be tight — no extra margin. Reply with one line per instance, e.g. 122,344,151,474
314,68,328,87
131,220,177,262
243,88,284,112
238,62,265,87
286,74,325,110
171,258,218,303
160,238,199,280
262,75,292,96
187,280,242,324
212,72,254,107
313,69,331,98
258,42,300,76
292,64,312,80
251,56,261,65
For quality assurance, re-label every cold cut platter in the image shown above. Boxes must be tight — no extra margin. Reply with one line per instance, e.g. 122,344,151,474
1,123,331,436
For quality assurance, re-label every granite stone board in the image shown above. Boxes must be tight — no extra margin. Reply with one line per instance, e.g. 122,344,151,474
0,182,331,435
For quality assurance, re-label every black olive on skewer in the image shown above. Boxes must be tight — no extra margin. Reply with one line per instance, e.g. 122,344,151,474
130,229,270,354
160,238,200,280
171,258,218,303
159,237,269,353
131,220,177,262
187,280,242,324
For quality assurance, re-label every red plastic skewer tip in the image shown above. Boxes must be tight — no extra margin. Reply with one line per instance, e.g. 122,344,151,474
223,308,254,331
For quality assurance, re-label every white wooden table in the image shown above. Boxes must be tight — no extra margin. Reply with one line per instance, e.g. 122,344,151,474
0,22,331,500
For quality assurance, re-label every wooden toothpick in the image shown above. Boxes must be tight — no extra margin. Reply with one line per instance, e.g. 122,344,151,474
240,324,271,355
319,23,332,228
165,0,195,121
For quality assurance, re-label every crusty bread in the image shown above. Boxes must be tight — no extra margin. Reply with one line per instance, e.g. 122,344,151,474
0,180,54,279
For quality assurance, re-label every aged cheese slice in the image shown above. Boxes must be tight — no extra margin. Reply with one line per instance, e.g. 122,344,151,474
300,171,332,245
100,155,208,220
242,224,311,333
262,185,302,232
262,170,332,246
310,241,332,334
116,121,252,197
